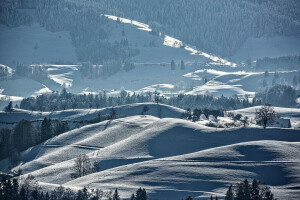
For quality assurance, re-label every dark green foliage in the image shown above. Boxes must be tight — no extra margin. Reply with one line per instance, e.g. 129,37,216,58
109,108,117,119
135,188,147,200
13,120,37,152
225,179,275,200
186,196,193,200
112,189,120,200
225,185,234,200
180,60,185,70
41,118,52,141
256,55,300,70
141,106,149,115
255,85,297,107
171,60,175,70
4,101,13,112
124,61,135,72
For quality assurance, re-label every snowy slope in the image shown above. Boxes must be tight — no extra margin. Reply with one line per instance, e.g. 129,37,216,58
66,140,300,200
186,69,300,97
105,15,235,66
1,114,299,199
0,23,77,66
0,103,184,125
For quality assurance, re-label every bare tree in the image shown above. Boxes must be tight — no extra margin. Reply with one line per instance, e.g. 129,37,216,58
255,105,276,129
71,154,92,178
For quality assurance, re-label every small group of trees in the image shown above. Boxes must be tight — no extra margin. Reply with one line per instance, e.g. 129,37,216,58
0,118,69,165
0,173,147,200
224,179,275,200
71,154,98,179
256,55,300,70
183,108,224,121
254,85,297,107
170,60,185,70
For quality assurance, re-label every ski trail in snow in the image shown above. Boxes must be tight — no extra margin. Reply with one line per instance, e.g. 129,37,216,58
104,14,236,67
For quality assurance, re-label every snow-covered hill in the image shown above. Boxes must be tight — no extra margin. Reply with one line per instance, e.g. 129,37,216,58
0,103,184,126
1,109,300,199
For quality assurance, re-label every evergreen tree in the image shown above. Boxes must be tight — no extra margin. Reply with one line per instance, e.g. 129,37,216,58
112,189,121,200
12,179,19,200
264,70,269,78
135,188,147,200
109,108,117,119
180,60,185,70
142,106,149,115
225,185,234,200
251,179,260,200
293,75,298,87
41,118,52,142
45,192,50,200
171,60,175,70
4,101,13,112
185,196,193,200
130,194,135,200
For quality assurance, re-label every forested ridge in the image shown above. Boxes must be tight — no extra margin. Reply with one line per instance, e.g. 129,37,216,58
93,0,300,57
1,0,299,60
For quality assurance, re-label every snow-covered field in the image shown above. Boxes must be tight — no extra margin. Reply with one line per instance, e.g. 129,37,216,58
1,14,300,106
1,103,300,199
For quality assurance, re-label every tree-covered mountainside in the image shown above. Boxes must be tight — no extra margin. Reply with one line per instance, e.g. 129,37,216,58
94,0,300,57
1,0,299,60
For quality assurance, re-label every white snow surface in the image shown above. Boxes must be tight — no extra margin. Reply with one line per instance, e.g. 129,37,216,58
1,104,300,199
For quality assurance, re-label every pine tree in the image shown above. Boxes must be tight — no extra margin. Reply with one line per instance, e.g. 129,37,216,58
185,196,193,200
45,192,50,200
109,108,117,119
171,60,176,70
130,194,135,200
142,106,149,115
251,179,260,200
12,179,19,200
4,101,13,112
264,70,269,78
135,188,147,200
293,75,298,87
180,60,185,70
41,118,52,142
112,189,120,200
225,185,234,200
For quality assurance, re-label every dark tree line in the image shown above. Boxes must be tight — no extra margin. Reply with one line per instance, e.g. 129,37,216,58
183,108,224,122
0,175,148,200
254,85,297,107
0,118,69,164
19,89,264,112
256,55,300,70
224,179,275,200
93,0,300,57
34,0,139,64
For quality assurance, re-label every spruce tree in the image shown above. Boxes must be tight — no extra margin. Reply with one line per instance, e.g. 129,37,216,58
112,189,121,200
41,118,52,142
251,179,260,200
225,185,234,200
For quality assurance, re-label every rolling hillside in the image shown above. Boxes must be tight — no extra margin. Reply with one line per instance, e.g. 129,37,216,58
1,106,300,198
